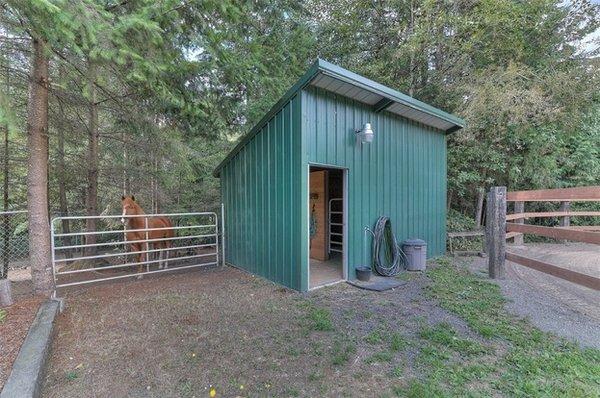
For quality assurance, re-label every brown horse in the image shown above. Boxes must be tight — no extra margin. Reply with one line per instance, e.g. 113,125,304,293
120,195,174,274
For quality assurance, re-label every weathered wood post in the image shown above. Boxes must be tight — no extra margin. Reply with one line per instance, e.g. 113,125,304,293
559,201,570,243
486,186,506,279
513,201,524,245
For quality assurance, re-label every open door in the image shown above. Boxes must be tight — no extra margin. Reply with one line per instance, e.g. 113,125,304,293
309,166,346,289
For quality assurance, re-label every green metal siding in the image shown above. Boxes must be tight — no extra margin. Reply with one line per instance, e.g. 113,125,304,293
302,86,447,281
221,94,305,290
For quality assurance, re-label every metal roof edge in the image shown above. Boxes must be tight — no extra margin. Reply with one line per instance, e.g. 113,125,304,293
315,59,465,129
213,59,465,177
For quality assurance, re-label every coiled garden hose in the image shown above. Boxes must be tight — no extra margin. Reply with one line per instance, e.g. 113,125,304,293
371,216,408,276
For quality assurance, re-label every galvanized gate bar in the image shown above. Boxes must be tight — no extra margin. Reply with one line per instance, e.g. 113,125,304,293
54,234,216,250
50,211,220,293
54,223,214,237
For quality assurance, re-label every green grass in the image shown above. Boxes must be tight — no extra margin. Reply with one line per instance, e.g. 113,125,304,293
390,332,409,352
419,323,487,356
0,308,6,323
401,257,600,397
365,329,384,344
331,337,356,366
306,306,334,332
65,371,78,381
366,350,394,364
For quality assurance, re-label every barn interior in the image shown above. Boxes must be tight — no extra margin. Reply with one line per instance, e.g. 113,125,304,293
309,167,345,288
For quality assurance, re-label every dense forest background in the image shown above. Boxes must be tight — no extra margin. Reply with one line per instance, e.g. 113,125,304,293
1,0,599,219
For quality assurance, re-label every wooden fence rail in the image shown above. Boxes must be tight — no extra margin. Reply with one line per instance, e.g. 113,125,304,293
507,186,600,202
506,211,600,221
486,185,600,291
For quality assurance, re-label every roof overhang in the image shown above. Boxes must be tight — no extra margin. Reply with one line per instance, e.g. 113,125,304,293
213,59,464,177
310,60,464,131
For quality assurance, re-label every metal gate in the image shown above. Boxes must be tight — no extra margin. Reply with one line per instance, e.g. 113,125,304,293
50,210,223,292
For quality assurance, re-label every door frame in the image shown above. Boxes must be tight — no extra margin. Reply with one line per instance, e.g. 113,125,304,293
307,162,348,289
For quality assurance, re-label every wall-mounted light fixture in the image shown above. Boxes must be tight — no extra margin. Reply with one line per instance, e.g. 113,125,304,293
355,123,374,145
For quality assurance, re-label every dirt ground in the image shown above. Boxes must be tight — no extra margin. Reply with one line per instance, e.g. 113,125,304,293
42,265,480,398
0,269,44,390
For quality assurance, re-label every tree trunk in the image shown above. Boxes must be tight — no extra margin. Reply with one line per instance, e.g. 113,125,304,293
0,279,13,306
85,58,99,254
122,131,129,195
56,105,71,257
56,64,71,254
475,187,485,228
27,36,53,295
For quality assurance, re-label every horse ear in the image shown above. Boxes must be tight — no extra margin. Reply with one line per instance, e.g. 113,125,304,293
121,195,125,201
131,195,135,202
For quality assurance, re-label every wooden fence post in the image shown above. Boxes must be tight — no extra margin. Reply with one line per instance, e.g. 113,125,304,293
486,186,506,279
559,201,570,243
513,201,524,245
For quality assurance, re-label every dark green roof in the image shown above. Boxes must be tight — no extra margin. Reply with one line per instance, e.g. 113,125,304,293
214,59,464,177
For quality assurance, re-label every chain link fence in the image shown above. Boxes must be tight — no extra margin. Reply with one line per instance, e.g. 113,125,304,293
1,210,29,277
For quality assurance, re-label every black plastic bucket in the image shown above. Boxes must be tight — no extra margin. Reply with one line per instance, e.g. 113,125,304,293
355,266,372,282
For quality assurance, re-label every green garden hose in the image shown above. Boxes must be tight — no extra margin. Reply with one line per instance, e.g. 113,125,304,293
372,216,408,276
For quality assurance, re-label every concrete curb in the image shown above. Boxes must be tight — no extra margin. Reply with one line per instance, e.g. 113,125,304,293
0,299,60,398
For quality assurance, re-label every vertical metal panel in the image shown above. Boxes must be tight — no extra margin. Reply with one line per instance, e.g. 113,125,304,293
220,95,304,290
302,86,447,281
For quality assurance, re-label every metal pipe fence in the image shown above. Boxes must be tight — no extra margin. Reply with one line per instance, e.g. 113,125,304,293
51,211,222,293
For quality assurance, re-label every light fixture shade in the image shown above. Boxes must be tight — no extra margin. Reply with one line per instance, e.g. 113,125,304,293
361,123,374,143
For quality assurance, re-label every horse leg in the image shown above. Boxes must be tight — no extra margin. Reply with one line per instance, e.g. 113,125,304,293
158,241,163,269
130,243,142,275
163,240,170,269
136,243,145,278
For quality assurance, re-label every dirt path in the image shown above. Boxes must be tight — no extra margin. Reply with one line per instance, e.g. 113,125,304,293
41,266,479,398
469,243,600,349
1,268,44,391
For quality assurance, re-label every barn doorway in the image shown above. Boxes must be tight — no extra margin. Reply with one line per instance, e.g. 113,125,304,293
308,165,347,289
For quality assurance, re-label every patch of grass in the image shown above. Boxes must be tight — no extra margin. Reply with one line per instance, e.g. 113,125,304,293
393,379,446,398
308,370,324,382
419,323,486,356
307,306,335,332
365,329,384,344
0,308,6,323
331,337,356,366
366,350,394,364
390,332,409,352
312,341,324,356
286,346,300,357
65,371,78,381
285,387,300,397
422,258,600,396
416,345,450,368
391,366,403,378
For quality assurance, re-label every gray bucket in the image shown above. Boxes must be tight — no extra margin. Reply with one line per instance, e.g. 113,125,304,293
402,239,427,271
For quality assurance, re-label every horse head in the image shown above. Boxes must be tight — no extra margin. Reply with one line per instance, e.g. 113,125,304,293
121,195,137,224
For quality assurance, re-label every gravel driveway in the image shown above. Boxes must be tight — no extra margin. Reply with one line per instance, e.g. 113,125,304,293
469,242,600,349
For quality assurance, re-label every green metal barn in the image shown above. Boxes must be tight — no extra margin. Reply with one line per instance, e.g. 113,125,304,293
213,60,464,292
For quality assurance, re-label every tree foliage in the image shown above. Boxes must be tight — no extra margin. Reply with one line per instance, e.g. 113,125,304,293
0,0,599,220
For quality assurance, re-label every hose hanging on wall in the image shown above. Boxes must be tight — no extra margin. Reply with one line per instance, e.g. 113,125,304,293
371,216,408,276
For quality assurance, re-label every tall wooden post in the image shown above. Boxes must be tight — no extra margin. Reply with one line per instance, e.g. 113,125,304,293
486,186,506,279
559,201,570,243
513,201,524,245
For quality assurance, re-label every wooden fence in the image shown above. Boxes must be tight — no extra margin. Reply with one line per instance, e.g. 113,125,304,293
486,186,600,291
